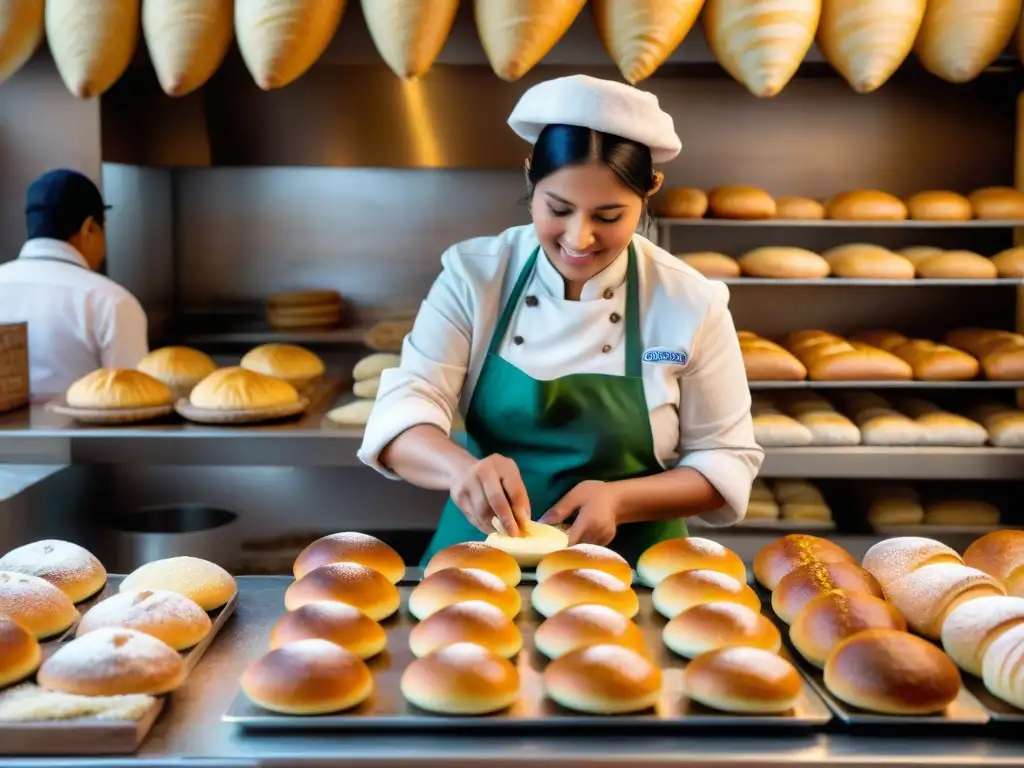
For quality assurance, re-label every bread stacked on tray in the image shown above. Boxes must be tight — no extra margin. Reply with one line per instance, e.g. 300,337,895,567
265,289,351,331
739,479,835,527
326,352,400,428
863,484,1003,530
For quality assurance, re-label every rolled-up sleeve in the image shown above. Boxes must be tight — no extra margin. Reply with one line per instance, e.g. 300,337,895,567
676,283,764,526
358,246,474,478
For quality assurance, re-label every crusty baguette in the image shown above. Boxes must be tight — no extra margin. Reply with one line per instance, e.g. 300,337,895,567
944,328,1024,380
785,331,914,381
740,334,807,381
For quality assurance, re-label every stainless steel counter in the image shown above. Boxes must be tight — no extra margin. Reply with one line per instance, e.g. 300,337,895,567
5,576,1021,768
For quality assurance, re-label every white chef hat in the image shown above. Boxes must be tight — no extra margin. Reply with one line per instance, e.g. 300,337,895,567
507,75,681,163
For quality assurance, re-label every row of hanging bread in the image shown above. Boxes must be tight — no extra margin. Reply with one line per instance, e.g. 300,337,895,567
751,391,1024,447
656,186,1024,221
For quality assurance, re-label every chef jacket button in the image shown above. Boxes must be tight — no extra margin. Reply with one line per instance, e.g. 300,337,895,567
603,288,614,299
609,312,621,323
513,336,524,345
601,344,612,353
525,295,538,307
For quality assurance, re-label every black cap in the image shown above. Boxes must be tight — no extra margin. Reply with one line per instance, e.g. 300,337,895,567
25,169,110,240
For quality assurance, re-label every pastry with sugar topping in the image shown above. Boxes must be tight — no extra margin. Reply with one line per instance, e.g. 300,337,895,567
0,539,106,604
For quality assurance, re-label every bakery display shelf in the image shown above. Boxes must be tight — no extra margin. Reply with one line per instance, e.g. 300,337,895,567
759,447,1024,480
655,218,1024,229
871,524,1015,537
175,326,373,346
223,581,833,732
721,278,1024,286
689,518,835,532
749,380,1024,390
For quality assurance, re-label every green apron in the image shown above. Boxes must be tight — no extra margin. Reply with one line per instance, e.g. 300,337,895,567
419,243,687,568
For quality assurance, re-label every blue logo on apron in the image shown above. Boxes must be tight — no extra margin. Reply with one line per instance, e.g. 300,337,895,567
642,348,688,365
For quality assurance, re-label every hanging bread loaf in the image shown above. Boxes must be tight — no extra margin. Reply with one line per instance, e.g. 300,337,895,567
992,247,1024,277
678,252,740,279
707,186,776,219
969,403,1024,447
969,187,1024,219
851,331,980,380
593,0,704,83
825,190,907,220
475,0,586,81
896,399,988,446
784,330,913,381
905,190,973,221
775,196,824,219
737,247,830,279
654,188,708,219
945,328,1024,380
915,250,998,279
46,0,140,99
235,0,345,90
915,0,1021,84
702,0,822,98
835,392,926,445
739,334,807,381
362,0,458,79
0,0,44,84
817,0,926,93
142,0,233,96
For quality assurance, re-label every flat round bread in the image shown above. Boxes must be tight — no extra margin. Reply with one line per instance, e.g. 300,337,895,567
485,518,568,566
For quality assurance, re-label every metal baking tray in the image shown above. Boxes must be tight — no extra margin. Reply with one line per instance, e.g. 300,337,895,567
224,579,833,731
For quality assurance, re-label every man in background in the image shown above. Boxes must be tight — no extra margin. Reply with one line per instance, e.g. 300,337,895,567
0,169,148,397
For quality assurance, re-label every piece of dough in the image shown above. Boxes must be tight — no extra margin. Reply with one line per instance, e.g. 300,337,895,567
485,519,569,567
327,400,374,426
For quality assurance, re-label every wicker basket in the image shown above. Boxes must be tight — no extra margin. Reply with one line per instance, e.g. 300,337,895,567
0,323,28,413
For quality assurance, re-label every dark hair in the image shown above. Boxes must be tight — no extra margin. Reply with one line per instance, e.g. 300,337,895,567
27,210,102,241
526,124,655,197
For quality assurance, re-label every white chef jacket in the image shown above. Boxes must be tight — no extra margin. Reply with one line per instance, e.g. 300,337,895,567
358,225,763,526
0,239,149,398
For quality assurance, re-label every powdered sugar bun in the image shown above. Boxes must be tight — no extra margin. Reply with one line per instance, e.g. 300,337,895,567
0,571,79,639
401,641,519,715
861,536,962,589
685,647,801,714
293,532,405,584
637,537,747,587
285,562,401,621
270,601,386,659
885,563,1005,640
0,540,106,604
120,556,236,611
940,595,1024,677
543,643,662,714
534,603,647,660
424,542,522,587
409,600,523,659
0,617,41,688
531,568,640,619
408,567,521,621
652,569,760,620
76,589,212,651
536,544,633,586
38,627,185,696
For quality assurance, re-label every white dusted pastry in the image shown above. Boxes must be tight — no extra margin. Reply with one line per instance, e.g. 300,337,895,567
361,0,458,79
592,0,704,84
142,0,233,96
46,0,140,99
914,0,1022,84
474,0,586,81
817,0,926,93
235,0,346,90
703,0,822,97
0,0,44,84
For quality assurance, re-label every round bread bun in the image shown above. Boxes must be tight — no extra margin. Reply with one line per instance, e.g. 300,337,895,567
905,190,973,221
543,643,661,714
120,556,236,611
861,536,963,588
0,539,106,603
188,367,300,410
76,589,212,651
992,247,1024,278
968,187,1024,220
424,541,521,587
408,567,520,620
408,600,522,659
534,603,647,660
136,346,217,398
684,647,802,714
269,601,386,659
707,185,777,219
663,602,781,660
400,642,519,715
637,537,747,588
771,561,883,625
285,562,401,621
484,519,568,566
823,629,961,715
825,190,908,221
775,196,825,220
531,568,640,619
963,530,1024,597
940,595,1024,677
677,252,740,279
0,571,79,639
38,627,185,696
242,638,373,715
0,617,41,688
536,544,632,586
240,343,325,382
66,368,174,410
752,535,855,591
789,590,907,668
293,532,405,584
654,188,708,218
651,569,760,620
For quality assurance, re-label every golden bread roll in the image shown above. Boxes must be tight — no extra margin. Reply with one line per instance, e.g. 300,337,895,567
900,245,945,264
915,250,997,279
992,247,1024,277
771,562,883,625
326,400,375,426
120,556,236,611
0,571,79,639
915,0,1020,84
361,0,459,79
785,331,914,381
269,601,386,659
408,567,520,620
740,335,807,381
981,622,1024,709
753,534,855,590
137,347,218,400
0,617,41,688
536,544,632,586
924,500,999,526
38,627,185,697
651,569,760,620
401,642,519,714
789,590,906,668
775,196,825,219
753,412,814,447
408,600,522,659
706,185,776,219
485,519,569,566
543,643,661,714
532,568,639,619
887,341,981,381
823,629,961,714
868,497,925,526
685,647,802,714
424,541,521,587
861,536,963,588
944,328,1024,380
970,403,1024,447
820,243,889,264
663,602,781,660
738,247,830,279
474,0,586,81
940,595,1024,677
76,589,212,651
0,539,105,604
964,530,1024,596
352,353,401,382
771,479,823,504
66,368,174,410
293,531,405,583
188,367,300,410
534,603,646,660
790,410,861,446
285,562,401,621
678,252,740,279
825,190,908,220
746,499,781,520
143,0,234,97
45,0,139,99
593,0,704,83
242,638,373,715
240,344,325,388
968,187,1024,220
827,246,915,280
654,188,708,219
885,563,1005,639
0,0,43,85
637,537,747,587
905,190,973,221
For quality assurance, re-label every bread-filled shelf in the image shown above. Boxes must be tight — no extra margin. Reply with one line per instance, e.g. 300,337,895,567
761,447,1024,479
748,380,1024,389
721,278,1023,286
656,219,1024,228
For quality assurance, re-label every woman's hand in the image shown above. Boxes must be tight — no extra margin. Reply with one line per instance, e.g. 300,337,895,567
540,480,621,546
450,454,530,537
